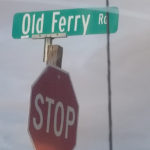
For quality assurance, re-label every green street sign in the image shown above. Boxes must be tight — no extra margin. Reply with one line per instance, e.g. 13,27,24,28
12,7,119,39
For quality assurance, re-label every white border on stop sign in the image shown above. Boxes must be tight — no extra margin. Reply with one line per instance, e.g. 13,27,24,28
27,64,79,150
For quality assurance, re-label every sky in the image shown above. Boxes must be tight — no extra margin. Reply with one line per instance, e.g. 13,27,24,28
0,0,150,150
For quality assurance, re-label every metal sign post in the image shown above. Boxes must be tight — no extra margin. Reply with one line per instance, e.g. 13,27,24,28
43,37,53,62
32,33,67,68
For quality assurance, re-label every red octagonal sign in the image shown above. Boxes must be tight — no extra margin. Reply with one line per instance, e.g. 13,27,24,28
28,66,79,150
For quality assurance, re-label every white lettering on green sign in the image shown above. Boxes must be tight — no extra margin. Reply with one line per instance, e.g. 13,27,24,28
21,13,44,38
51,12,91,34
21,12,91,37
99,13,107,24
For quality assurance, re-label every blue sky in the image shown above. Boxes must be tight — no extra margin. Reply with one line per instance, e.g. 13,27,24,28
0,0,150,150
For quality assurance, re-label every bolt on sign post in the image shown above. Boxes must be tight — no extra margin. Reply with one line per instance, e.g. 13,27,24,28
12,7,119,39
28,66,79,150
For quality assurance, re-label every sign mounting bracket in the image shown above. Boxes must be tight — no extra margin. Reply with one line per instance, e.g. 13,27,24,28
32,33,67,67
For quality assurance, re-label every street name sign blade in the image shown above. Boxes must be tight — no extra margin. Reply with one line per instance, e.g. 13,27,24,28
28,66,79,150
12,7,119,39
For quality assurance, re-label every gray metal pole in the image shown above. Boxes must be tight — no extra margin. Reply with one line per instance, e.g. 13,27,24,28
43,37,53,62
106,0,113,150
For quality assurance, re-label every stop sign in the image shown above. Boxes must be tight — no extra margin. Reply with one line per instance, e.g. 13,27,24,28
28,66,79,150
